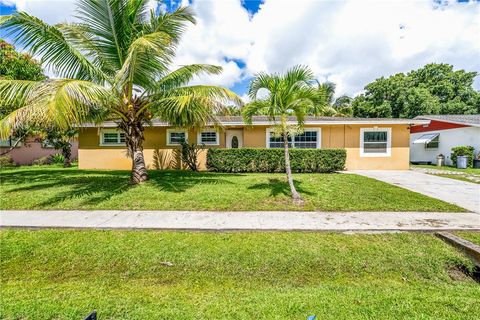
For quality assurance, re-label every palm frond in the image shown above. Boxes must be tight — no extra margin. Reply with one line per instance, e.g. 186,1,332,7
148,85,242,127
114,31,172,91
0,80,39,111
0,79,112,139
144,6,196,43
242,100,271,124
75,0,129,68
57,22,116,78
154,64,223,91
1,12,105,81
248,72,276,100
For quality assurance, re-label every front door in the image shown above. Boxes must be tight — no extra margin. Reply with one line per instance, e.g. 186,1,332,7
226,130,243,148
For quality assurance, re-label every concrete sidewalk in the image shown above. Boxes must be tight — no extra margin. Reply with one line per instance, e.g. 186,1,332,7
352,170,480,213
1,210,479,231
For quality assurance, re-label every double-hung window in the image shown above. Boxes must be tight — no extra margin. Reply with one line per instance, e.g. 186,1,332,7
267,128,320,149
197,130,219,145
360,128,391,157
100,130,126,145
167,129,188,146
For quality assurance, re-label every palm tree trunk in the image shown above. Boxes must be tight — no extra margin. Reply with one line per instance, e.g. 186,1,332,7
283,133,303,203
131,147,148,184
123,121,148,184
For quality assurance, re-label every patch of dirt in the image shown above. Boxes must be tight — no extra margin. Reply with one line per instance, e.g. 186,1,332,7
448,265,472,282
448,264,480,283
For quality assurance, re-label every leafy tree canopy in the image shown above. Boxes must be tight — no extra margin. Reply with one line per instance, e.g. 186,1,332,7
352,63,480,118
0,39,46,119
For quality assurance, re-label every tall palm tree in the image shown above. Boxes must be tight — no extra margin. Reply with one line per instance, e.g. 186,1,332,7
0,0,241,183
243,65,316,203
310,81,352,116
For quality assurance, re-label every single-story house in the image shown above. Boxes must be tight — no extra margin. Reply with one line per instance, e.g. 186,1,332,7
410,115,480,165
78,116,428,171
0,137,79,165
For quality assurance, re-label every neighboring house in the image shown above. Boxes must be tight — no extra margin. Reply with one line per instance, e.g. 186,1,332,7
410,115,480,165
0,137,79,165
78,116,427,170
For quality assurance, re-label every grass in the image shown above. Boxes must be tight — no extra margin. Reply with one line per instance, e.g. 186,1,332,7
455,231,480,246
0,166,464,212
412,164,480,175
1,230,479,320
412,164,480,184
435,174,480,184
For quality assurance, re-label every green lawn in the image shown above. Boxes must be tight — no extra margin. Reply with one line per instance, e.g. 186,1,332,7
435,174,480,184
455,231,480,246
0,166,464,211
1,230,479,320
412,164,480,175
412,165,480,184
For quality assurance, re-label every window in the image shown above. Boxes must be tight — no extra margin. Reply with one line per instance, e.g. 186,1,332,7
167,129,188,145
360,128,391,157
425,135,439,149
413,133,439,150
267,128,320,149
197,130,219,145
100,130,125,145
0,138,22,148
268,132,292,148
294,131,318,149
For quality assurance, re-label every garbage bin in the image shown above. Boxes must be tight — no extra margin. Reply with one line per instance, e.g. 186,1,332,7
436,154,445,167
456,155,468,169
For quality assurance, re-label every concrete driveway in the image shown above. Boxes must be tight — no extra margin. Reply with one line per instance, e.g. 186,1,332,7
352,170,480,213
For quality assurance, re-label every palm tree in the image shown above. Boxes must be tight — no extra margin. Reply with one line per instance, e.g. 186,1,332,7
309,81,352,116
243,65,316,203
0,0,241,184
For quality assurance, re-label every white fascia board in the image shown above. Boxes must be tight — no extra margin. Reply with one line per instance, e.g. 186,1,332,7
79,119,430,128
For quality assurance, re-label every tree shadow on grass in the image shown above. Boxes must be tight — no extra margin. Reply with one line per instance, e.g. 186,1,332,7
248,178,314,197
148,170,236,193
1,167,239,208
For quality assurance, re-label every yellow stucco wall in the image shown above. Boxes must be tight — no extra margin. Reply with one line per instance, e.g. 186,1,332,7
78,124,411,170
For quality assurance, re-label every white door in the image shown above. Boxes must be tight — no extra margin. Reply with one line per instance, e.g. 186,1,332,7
226,130,243,148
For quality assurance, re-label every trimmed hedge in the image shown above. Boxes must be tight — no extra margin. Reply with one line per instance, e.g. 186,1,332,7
451,146,475,168
207,148,346,173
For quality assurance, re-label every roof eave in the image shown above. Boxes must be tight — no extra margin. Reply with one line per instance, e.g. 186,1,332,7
78,119,430,128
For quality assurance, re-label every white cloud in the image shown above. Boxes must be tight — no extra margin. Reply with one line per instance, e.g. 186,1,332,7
176,0,480,95
3,0,479,95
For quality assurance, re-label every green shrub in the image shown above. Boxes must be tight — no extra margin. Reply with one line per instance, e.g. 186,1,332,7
0,155,15,167
451,146,475,167
49,153,65,165
207,148,346,173
32,156,51,166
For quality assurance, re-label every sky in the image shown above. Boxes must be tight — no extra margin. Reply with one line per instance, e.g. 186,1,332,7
1,0,479,101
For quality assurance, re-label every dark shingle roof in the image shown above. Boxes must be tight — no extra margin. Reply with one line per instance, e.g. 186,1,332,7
415,115,480,127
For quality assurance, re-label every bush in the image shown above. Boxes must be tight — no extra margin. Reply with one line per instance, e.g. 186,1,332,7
180,140,204,171
49,153,65,165
0,155,15,167
32,156,51,166
207,148,346,173
451,146,475,168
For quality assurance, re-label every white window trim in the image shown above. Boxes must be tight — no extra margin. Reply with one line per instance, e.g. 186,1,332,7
197,129,220,146
167,129,188,146
99,129,126,146
360,127,391,157
425,134,440,150
265,128,321,149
